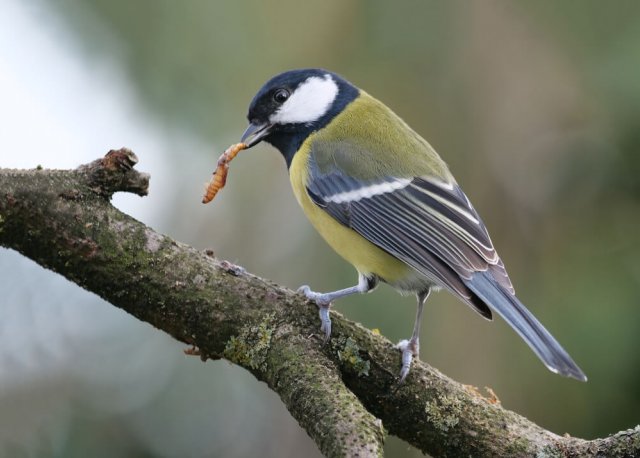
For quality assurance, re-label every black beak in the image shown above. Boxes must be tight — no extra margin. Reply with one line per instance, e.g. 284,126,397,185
241,122,272,148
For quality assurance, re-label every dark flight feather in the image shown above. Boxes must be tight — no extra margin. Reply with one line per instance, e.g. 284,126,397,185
306,152,587,380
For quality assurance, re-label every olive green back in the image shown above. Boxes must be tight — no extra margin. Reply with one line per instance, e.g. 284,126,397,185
309,91,453,181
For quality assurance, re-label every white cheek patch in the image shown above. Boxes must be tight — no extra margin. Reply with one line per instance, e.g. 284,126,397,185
325,178,412,204
270,74,339,124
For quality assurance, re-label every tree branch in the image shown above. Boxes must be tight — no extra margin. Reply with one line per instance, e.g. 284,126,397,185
0,150,637,457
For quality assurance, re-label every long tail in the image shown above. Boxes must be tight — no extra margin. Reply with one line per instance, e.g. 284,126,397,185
465,272,587,381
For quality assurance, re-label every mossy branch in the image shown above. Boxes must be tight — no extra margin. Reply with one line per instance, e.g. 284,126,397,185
0,150,638,458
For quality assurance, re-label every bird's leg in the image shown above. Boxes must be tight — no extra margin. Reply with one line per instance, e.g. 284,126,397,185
298,274,377,342
396,288,431,383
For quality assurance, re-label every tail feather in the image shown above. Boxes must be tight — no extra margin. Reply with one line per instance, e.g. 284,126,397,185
466,272,587,382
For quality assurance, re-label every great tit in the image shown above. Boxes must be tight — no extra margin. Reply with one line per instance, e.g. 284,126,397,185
239,68,586,383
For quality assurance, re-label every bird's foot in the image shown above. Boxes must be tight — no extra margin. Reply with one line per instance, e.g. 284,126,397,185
395,338,419,384
297,285,332,305
298,285,332,342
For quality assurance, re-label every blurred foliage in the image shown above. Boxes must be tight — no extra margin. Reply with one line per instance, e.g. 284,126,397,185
2,0,639,456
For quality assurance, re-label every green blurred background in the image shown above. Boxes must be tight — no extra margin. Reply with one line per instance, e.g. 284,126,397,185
0,1,639,456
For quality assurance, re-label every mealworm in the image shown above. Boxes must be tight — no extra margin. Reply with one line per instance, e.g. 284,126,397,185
202,142,247,204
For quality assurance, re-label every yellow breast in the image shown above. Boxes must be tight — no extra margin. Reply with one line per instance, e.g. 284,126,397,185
289,136,412,284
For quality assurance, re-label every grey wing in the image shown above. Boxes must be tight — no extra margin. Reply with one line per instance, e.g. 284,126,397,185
306,154,588,381
306,154,515,320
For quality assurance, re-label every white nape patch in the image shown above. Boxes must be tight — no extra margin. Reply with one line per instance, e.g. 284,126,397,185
270,74,338,124
325,179,412,204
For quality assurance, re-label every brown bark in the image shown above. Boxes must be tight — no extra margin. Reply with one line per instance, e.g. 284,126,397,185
0,150,638,457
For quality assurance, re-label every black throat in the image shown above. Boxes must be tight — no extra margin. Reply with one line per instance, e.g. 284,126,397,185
265,78,359,168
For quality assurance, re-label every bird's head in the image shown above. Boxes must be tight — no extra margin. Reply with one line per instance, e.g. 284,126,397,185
240,69,359,163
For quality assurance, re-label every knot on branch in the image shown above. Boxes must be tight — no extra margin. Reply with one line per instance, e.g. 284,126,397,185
79,148,149,198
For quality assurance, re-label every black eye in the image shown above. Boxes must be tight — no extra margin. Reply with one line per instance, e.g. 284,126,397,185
273,89,290,104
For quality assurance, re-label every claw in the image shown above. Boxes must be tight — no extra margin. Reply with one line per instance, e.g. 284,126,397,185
297,285,311,295
396,338,419,384
298,285,333,341
319,305,332,342
298,285,331,306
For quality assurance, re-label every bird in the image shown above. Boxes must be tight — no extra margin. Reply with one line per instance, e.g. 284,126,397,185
238,68,586,383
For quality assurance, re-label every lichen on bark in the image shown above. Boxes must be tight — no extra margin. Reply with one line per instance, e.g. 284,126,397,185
1,150,638,458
